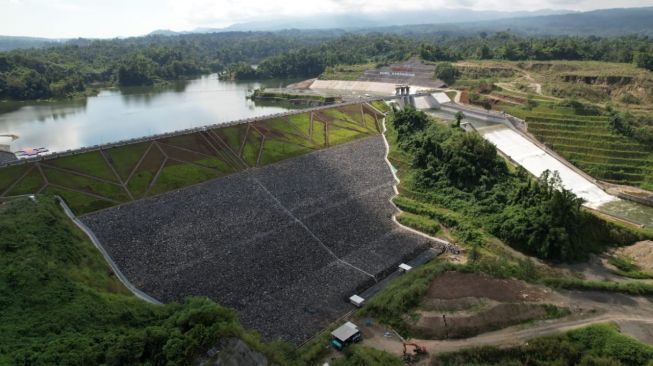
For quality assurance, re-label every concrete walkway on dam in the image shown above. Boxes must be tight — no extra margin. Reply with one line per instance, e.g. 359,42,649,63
80,136,435,343
309,79,434,96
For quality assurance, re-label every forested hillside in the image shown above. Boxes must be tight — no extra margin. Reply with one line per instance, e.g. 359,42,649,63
238,33,653,79
388,108,650,262
0,30,652,100
383,7,653,37
0,32,332,99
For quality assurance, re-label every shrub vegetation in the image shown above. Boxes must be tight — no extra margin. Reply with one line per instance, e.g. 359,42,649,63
0,196,293,365
433,323,653,366
389,107,649,262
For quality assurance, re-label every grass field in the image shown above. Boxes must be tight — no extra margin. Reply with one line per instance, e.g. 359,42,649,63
0,103,383,214
319,63,376,81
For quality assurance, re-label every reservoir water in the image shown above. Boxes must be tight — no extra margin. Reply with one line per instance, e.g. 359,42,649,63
0,74,294,153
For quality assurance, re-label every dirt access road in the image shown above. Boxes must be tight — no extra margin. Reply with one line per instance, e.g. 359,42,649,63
360,285,653,362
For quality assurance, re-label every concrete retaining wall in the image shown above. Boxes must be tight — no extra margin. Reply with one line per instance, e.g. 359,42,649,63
617,192,653,207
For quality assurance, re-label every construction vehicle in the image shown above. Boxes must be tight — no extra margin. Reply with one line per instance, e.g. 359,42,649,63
402,342,427,363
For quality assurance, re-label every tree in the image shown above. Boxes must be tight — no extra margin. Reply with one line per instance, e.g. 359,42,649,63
116,55,157,86
227,63,259,80
5,69,50,99
454,111,464,127
391,107,431,144
419,44,450,62
481,98,493,111
608,111,633,136
477,44,492,60
634,51,653,71
526,94,538,110
435,62,457,85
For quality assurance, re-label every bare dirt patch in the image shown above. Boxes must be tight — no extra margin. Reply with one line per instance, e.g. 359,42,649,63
404,271,561,340
556,254,625,282
424,271,549,303
413,303,550,339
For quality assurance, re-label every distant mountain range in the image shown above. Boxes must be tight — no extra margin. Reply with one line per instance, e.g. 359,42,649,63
1,7,652,52
0,36,65,52
424,6,653,36
149,8,574,35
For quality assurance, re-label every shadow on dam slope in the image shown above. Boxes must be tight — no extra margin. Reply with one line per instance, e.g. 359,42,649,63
80,135,432,343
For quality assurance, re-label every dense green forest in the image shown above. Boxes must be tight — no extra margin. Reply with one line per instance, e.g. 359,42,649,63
1,30,652,100
236,32,653,79
390,108,648,262
0,32,331,99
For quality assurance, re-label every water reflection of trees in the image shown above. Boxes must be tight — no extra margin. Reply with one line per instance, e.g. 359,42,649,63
0,98,88,119
29,99,89,122
0,102,25,115
119,80,189,106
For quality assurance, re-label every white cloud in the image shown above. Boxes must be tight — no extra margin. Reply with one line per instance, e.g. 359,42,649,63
164,0,653,29
1,0,653,37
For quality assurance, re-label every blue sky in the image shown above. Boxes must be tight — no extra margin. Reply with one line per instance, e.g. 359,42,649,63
1,0,653,38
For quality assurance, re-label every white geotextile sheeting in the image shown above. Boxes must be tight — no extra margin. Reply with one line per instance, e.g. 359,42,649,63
478,125,617,208
413,95,438,110
432,92,451,104
310,80,431,95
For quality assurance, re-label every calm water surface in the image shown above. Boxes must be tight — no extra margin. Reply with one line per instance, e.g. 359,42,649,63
0,75,294,153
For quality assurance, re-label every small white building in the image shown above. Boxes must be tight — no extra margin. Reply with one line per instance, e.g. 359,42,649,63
398,263,413,273
349,294,365,307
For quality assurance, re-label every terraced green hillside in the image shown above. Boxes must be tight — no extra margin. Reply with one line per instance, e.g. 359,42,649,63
0,103,382,214
507,106,653,190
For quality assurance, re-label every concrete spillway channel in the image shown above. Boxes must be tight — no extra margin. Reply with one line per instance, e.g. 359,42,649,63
412,95,653,228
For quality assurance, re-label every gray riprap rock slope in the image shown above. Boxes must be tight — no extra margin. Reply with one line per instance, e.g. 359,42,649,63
197,338,274,366
82,136,431,342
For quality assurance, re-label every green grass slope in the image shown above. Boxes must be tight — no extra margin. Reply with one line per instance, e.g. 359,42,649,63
0,103,382,215
0,196,292,365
